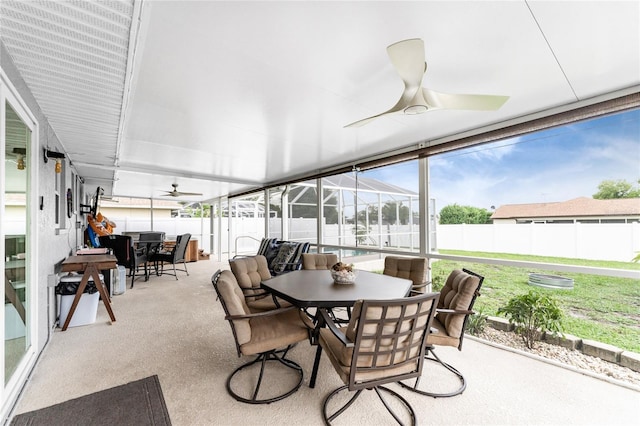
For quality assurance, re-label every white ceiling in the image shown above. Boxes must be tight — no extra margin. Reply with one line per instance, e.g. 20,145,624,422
2,1,639,202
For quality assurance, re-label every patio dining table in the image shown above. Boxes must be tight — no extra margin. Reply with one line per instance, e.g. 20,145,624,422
261,269,412,387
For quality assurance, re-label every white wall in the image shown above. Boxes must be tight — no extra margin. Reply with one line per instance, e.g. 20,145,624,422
2,40,84,420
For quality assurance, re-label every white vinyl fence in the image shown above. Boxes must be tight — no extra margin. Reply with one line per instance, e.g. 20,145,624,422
108,216,212,255
437,222,639,262
109,216,639,263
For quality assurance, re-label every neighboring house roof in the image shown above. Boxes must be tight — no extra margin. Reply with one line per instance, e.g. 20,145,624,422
491,197,640,219
100,198,182,210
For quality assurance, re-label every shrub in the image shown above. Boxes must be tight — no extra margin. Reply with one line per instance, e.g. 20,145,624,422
465,307,488,336
430,269,448,292
497,290,563,349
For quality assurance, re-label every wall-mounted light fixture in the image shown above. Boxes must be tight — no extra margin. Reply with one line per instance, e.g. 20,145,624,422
12,147,26,170
43,148,65,173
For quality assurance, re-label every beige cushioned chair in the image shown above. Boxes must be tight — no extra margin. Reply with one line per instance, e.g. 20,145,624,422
302,253,346,323
301,253,338,270
383,256,430,292
400,268,484,398
212,269,312,404
229,255,291,311
318,292,439,425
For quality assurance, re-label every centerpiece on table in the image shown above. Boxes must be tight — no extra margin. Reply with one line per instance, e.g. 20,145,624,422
330,262,357,285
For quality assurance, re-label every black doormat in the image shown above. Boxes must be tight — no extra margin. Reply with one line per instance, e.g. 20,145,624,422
10,375,171,426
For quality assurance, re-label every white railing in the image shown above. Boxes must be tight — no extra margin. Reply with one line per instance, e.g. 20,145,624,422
234,235,261,258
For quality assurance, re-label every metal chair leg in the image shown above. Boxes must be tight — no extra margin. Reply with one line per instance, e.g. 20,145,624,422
323,384,416,425
226,347,303,404
398,347,466,398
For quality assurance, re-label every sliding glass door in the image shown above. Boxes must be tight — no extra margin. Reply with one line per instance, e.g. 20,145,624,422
3,100,32,385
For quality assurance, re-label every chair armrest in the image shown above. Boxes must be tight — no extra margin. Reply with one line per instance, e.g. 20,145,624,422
318,309,354,348
437,308,475,315
240,287,270,298
240,287,285,308
411,281,431,290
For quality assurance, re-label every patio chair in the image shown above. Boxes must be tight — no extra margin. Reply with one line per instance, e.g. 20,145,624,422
98,234,148,288
151,233,191,280
399,268,484,398
234,239,310,275
301,253,345,323
301,253,338,270
383,256,430,293
211,269,313,404
138,231,165,257
318,291,439,425
229,255,291,311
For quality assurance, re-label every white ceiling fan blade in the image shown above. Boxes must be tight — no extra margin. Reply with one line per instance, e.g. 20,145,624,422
177,191,203,196
423,88,509,111
161,183,202,197
386,38,426,90
346,38,509,128
344,108,404,128
161,192,202,197
346,39,426,128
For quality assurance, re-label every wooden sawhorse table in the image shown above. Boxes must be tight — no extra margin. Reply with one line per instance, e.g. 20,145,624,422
60,254,117,331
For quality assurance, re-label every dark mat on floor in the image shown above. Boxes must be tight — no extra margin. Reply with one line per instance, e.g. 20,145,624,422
10,375,171,426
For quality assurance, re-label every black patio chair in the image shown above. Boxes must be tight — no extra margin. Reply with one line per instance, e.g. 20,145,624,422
98,234,148,288
138,231,165,257
151,233,191,280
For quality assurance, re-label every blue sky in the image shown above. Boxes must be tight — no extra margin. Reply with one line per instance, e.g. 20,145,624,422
366,109,640,211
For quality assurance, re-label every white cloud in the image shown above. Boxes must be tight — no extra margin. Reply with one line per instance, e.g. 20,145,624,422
367,110,639,212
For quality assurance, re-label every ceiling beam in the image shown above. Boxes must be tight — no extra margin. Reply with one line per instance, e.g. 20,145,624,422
72,161,262,186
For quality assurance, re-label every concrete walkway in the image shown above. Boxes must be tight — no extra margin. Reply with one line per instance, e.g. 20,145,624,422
9,259,640,425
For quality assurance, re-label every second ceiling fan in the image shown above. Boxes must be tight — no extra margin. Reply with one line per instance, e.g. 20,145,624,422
162,183,202,198
345,38,509,127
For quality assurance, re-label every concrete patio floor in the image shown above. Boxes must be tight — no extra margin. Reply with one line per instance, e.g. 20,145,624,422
8,259,640,425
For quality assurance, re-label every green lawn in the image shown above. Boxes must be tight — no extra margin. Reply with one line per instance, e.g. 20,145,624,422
431,250,640,353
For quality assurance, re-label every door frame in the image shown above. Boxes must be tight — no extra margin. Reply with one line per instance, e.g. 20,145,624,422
0,68,40,420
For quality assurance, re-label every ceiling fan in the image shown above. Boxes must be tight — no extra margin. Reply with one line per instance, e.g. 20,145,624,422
162,183,203,198
345,38,509,128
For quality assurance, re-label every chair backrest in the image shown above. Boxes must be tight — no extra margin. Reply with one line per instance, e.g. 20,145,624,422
98,234,133,267
172,233,191,261
138,232,165,255
383,256,428,287
139,231,165,241
301,253,338,270
435,268,484,349
212,270,252,356
229,255,272,297
343,292,439,390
